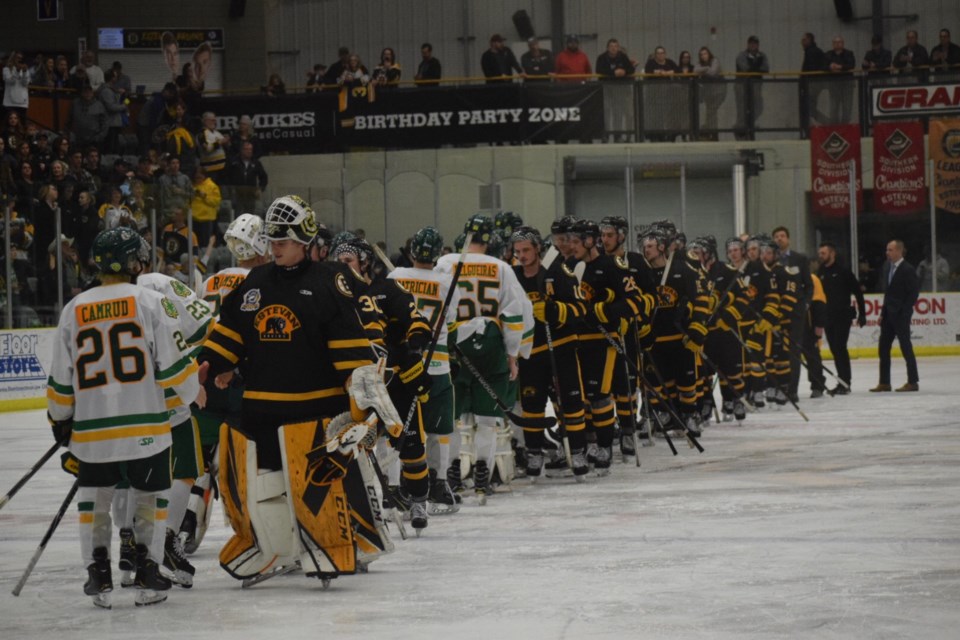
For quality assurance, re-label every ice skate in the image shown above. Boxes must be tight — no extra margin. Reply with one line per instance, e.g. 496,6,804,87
241,563,300,588
427,469,460,515
162,529,195,588
409,499,428,536
473,459,493,505
571,449,589,483
683,415,702,438
619,432,636,463
134,544,170,606
593,446,612,477
84,546,113,609
721,401,735,422
118,527,136,587
586,442,599,466
525,449,544,482
774,388,788,407
734,399,747,422
752,390,766,409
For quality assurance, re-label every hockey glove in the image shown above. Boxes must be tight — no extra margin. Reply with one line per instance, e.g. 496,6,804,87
592,302,620,333
60,451,80,477
398,351,431,403
753,317,772,335
533,300,565,328
683,334,704,355
48,412,72,445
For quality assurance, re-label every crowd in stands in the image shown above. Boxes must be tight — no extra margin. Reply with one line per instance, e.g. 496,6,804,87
1,49,270,326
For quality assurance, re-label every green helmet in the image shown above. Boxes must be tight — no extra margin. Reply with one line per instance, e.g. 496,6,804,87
454,233,466,252
463,213,494,244
485,229,505,257
93,227,146,275
411,226,443,263
494,210,524,235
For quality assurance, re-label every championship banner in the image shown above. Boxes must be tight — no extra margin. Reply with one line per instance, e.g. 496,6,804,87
872,120,926,214
339,84,605,148
929,118,960,214
810,124,862,215
200,93,340,155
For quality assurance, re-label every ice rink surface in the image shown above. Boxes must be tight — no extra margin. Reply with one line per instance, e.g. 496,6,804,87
1,357,959,640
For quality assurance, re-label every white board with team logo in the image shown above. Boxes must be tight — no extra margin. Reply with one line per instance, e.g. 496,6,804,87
842,293,960,357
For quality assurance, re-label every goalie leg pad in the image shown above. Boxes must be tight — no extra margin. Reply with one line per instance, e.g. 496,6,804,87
280,419,360,579
494,422,516,486
343,450,394,564
218,425,297,580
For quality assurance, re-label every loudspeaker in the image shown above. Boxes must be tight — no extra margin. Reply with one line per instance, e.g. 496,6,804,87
833,0,853,21
512,10,535,40
229,0,246,18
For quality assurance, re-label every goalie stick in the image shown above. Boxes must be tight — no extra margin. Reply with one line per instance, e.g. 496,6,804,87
452,345,556,431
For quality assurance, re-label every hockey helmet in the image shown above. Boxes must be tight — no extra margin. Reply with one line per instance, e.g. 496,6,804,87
333,236,373,271
453,233,466,253
599,215,629,235
411,226,444,263
264,195,319,244
494,210,524,234
690,235,718,261
510,225,542,248
570,218,600,241
225,213,268,261
650,219,678,244
551,215,577,236
463,213,495,244
725,236,745,252
485,229,506,257
93,227,146,275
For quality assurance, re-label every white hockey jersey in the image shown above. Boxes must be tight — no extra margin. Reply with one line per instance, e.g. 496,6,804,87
435,252,532,358
389,266,460,375
137,273,214,426
200,266,250,317
47,283,201,463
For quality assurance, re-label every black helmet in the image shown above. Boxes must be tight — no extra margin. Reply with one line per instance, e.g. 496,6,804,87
599,215,629,234
551,215,577,236
494,210,524,234
570,218,600,241
690,235,718,261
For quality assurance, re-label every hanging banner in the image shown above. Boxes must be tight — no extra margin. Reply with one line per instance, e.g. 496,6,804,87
930,117,960,214
810,124,862,215
872,120,926,214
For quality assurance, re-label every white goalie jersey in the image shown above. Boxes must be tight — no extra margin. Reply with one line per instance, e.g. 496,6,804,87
47,283,200,463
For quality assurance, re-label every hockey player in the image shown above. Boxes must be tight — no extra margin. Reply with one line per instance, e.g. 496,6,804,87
47,227,203,608
550,215,579,262
690,235,750,423
436,214,529,502
331,235,434,532
181,214,271,554
637,222,710,437
389,226,462,513
135,251,215,587
754,236,793,406
512,226,591,479
199,195,383,586
569,219,654,473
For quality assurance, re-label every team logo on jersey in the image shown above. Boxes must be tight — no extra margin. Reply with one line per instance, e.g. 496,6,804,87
521,386,538,398
580,281,596,301
255,305,301,341
240,289,261,312
335,272,353,298
615,256,629,270
657,285,679,307
169,280,193,298
561,263,576,277
161,297,179,319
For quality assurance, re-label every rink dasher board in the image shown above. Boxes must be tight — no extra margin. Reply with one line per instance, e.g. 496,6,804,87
1,292,957,411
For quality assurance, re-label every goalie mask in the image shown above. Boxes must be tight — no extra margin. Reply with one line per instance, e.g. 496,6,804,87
264,195,319,244
225,213,268,261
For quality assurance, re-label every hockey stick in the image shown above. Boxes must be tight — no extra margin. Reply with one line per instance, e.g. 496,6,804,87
638,351,678,455
12,479,80,596
542,322,574,468
614,334,642,467
689,324,757,413
594,324,703,453
451,345,556,430
0,439,66,512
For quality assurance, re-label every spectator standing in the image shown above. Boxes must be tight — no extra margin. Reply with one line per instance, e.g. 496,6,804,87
871,240,920,392
305,63,327,92
76,51,105,91
520,38,554,81
198,111,229,183
862,35,892,74
111,61,133,96
800,32,828,131
225,141,268,215
32,133,53,179
136,82,179,155
15,161,39,216
189,167,221,247
893,30,929,77
99,69,129,154
554,35,592,82
2,110,27,155
157,156,193,218
33,56,56,88
481,34,522,84
264,73,286,97
693,46,725,140
644,45,679,76
42,235,82,314
322,47,352,88
596,39,635,79
71,84,108,150
644,46,680,142
227,115,260,160
51,56,71,89
3,52,31,116
371,48,402,88
98,185,134,230
33,183,61,278
677,51,694,74
72,187,101,270
916,247,950,291
164,102,198,178
415,43,442,87
817,242,866,394
824,36,856,124
930,28,960,72
337,54,370,90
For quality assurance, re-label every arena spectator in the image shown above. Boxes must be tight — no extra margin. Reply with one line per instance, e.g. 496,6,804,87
189,166,221,246
306,63,327,92
694,46,726,140
862,35,892,73
70,84,108,149
71,186,101,269
110,61,132,95
33,183,60,277
800,32,828,131
415,43,441,86
520,38,554,80
3,52,30,116
227,115,261,159
677,51,694,74
644,46,680,142
75,51,105,91
322,47,352,88
264,73,286,97
930,28,960,71
893,30,929,76
481,34,522,83
33,56,56,88
32,133,53,179
554,35,592,81
371,48,402,88
596,39,635,79
824,35,855,124
337,54,370,89
99,68,129,154
98,185,133,230
2,110,27,154
198,111,229,183
136,82,179,155
51,56,71,89
163,101,198,177
14,160,39,216
225,141,268,214
157,155,193,217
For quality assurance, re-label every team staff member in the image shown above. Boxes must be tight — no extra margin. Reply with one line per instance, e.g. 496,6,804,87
816,242,866,394
871,239,920,392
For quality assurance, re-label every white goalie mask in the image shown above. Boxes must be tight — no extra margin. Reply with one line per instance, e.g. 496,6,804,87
224,213,268,261
263,195,319,245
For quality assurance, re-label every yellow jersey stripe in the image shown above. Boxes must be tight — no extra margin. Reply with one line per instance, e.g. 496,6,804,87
72,424,170,443
243,388,346,402
212,322,243,345
205,340,240,365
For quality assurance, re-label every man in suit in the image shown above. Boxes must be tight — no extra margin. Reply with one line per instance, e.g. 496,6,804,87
871,239,920,392
773,226,813,401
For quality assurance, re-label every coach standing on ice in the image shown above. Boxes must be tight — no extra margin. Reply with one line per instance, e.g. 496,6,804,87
871,239,920,393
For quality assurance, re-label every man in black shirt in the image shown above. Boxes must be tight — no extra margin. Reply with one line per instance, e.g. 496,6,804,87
893,30,930,80
862,35,892,74
817,242,866,394
415,42,442,87
800,32,828,133
481,34,522,84
596,38,635,79
520,38,554,81
824,35,856,123
930,28,960,72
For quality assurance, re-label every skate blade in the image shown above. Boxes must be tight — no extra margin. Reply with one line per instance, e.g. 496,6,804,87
594,468,611,478
91,592,112,609
476,492,488,506
163,569,194,589
120,571,135,588
241,564,300,588
573,473,588,484
427,503,460,516
135,589,168,606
